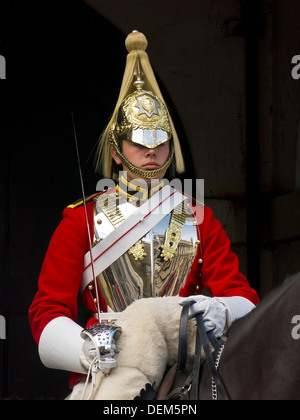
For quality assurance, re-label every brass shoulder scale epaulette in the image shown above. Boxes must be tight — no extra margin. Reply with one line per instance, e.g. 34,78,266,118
183,192,205,208
67,191,105,209
192,198,205,208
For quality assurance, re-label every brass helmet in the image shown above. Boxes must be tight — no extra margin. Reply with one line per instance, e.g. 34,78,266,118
95,31,184,179
115,89,171,148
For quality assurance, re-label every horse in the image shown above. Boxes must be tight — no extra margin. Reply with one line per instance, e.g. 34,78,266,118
70,272,300,400
196,272,300,400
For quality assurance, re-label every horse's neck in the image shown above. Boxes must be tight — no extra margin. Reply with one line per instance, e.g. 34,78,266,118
217,275,300,399
228,275,299,344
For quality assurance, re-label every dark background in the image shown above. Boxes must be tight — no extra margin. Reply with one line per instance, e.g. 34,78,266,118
0,0,299,399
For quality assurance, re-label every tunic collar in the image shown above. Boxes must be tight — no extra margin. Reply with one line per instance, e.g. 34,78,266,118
117,174,164,202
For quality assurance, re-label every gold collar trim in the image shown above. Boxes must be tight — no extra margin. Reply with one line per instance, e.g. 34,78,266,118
117,175,164,201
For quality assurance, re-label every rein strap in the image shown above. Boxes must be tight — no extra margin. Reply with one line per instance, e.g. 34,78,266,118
173,301,230,400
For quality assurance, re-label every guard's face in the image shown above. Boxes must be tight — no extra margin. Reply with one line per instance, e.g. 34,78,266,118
111,140,170,184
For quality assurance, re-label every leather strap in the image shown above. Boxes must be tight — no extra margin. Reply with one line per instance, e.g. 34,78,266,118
174,300,230,400
177,301,195,370
195,313,229,400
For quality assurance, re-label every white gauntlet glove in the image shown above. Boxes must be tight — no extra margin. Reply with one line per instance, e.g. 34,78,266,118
80,336,99,370
180,295,256,338
38,317,122,376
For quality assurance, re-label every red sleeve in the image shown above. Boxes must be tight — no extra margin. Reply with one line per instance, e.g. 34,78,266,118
199,206,259,305
181,204,259,305
28,203,92,344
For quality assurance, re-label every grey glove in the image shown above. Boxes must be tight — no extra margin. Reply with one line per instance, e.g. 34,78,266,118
180,295,256,337
180,295,231,337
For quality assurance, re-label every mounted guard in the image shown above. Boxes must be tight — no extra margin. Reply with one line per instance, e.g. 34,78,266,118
29,31,259,399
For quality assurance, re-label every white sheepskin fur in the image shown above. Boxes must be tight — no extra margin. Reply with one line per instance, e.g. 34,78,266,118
71,296,197,400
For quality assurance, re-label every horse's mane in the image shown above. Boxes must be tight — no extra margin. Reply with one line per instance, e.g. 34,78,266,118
227,271,300,338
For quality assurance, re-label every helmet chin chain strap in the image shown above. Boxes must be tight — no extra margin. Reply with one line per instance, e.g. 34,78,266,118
71,112,122,400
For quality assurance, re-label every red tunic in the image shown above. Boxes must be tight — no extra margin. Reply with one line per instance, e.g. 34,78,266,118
29,192,259,346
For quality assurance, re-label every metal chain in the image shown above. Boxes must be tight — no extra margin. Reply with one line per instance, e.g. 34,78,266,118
211,344,225,400
109,128,174,179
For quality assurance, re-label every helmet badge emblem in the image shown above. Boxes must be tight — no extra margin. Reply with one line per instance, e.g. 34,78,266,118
135,94,160,118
